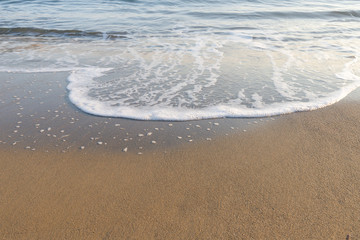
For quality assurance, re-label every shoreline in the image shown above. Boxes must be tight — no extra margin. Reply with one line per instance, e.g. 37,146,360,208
1,72,360,239
0,72,273,154
3,71,360,155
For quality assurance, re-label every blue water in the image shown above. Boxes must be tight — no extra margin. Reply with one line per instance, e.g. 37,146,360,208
1,0,360,120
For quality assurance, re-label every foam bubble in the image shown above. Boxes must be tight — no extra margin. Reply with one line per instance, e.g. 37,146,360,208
62,54,360,121
1,25,360,121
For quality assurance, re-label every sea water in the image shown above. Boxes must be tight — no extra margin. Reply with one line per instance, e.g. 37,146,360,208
1,0,360,120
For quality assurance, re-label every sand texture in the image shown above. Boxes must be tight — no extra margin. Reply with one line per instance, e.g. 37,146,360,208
1,101,360,239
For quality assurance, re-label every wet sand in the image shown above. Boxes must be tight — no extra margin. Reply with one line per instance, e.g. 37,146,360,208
0,72,261,154
1,72,360,239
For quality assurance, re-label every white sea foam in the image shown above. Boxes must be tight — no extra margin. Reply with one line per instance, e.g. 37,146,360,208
61,57,360,121
1,18,360,121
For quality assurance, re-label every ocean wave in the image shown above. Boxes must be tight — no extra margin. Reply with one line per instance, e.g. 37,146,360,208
187,10,360,20
1,0,360,121
0,27,128,39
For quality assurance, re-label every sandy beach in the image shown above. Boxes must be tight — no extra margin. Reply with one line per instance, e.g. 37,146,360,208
2,0,360,238
1,73,360,239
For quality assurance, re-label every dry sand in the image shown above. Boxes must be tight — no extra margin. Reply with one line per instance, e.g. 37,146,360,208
1,100,360,239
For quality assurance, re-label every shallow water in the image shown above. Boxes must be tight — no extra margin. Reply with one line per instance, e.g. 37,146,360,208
1,0,360,120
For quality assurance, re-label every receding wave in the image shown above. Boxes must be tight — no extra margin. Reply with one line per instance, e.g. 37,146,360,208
1,0,360,121
0,27,128,39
